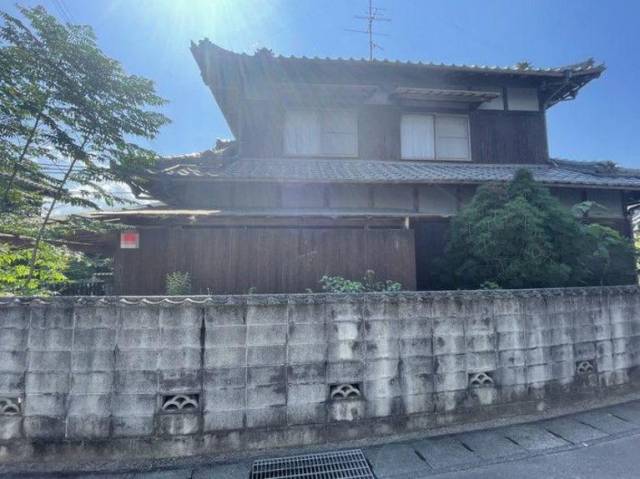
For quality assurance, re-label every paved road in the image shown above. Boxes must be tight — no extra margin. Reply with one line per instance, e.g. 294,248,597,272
8,400,640,478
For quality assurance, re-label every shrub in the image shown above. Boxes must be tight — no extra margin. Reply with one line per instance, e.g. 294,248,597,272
320,270,402,293
442,169,637,289
165,271,191,295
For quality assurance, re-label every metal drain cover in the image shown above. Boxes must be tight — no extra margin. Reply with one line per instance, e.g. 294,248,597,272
249,449,375,479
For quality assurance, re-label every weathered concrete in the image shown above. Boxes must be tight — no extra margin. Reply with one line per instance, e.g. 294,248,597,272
1,286,640,465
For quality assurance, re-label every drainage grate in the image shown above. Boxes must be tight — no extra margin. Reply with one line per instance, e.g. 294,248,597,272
250,449,375,479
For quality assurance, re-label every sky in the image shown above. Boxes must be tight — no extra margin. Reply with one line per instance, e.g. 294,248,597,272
3,0,640,170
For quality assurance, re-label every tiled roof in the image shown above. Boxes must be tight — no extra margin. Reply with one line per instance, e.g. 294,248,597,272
155,158,640,189
193,40,605,79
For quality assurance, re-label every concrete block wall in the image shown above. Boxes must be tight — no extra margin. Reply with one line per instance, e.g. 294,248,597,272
1,286,640,464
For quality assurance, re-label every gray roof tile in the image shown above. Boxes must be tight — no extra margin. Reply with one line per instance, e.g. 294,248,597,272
158,158,640,189
193,40,605,79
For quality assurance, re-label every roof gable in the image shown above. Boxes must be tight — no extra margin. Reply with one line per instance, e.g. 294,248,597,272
190,41,604,135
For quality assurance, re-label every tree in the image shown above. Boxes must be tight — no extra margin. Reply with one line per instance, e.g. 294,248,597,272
443,169,637,289
0,6,170,292
0,242,70,296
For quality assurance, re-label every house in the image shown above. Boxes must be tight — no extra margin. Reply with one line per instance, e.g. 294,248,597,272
97,40,640,295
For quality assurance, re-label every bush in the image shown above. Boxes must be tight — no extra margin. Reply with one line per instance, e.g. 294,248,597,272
443,169,637,289
320,270,402,293
165,271,191,295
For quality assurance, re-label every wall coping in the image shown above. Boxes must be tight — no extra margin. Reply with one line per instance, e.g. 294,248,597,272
1,285,638,307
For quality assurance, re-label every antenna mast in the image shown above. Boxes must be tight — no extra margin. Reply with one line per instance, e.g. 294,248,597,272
346,0,391,61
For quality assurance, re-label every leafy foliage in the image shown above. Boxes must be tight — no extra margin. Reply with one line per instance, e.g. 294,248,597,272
0,5,169,293
320,270,402,293
0,243,69,296
0,242,112,296
580,223,637,286
442,169,637,289
166,272,191,295
65,254,111,282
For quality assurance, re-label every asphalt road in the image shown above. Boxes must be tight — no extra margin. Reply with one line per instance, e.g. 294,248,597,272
7,400,640,478
424,434,640,478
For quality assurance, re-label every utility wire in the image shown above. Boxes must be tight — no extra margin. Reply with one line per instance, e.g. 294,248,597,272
52,0,73,24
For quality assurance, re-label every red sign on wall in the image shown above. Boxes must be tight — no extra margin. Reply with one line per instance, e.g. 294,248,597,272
120,231,139,249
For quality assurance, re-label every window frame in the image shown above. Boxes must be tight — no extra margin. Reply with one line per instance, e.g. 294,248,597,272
283,108,359,158
400,113,472,162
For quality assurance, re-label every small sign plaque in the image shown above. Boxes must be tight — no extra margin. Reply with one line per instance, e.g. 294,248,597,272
120,231,139,249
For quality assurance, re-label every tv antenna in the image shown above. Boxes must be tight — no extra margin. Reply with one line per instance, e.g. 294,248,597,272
346,0,391,61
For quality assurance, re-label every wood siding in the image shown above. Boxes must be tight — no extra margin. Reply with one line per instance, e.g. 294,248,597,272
358,106,401,161
113,226,416,295
469,110,549,164
239,102,549,164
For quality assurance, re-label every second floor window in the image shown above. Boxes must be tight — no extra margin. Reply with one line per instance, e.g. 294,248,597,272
401,114,470,161
284,109,358,157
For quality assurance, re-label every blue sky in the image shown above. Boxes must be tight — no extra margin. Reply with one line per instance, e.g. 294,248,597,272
4,0,640,168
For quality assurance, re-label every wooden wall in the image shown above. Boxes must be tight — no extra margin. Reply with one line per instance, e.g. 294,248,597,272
113,225,416,295
238,101,549,165
358,106,402,161
469,110,548,164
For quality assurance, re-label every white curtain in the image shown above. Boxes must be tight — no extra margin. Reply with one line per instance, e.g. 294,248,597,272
284,110,321,156
401,114,435,160
284,109,357,157
322,110,358,157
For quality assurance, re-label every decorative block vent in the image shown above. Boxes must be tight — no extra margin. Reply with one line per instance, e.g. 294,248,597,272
161,393,199,412
250,449,375,479
0,397,21,415
576,360,595,375
468,372,495,387
330,383,362,400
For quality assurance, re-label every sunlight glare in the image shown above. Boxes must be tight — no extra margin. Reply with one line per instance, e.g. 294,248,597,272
110,0,286,55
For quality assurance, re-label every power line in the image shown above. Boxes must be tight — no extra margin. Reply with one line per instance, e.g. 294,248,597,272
52,0,74,24
59,0,74,22
345,0,391,61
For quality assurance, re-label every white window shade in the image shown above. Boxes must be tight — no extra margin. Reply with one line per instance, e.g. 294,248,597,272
322,110,358,156
436,115,470,161
401,114,470,161
507,88,539,111
284,109,358,157
401,115,435,160
284,110,321,156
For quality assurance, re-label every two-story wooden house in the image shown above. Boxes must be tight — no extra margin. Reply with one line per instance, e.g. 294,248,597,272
98,40,640,295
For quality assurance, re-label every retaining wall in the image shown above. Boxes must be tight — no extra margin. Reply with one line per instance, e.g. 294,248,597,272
1,286,640,464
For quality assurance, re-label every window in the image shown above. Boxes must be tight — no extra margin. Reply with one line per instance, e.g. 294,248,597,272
507,88,539,111
436,115,470,161
401,114,470,161
401,115,435,160
283,110,320,156
284,109,358,157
